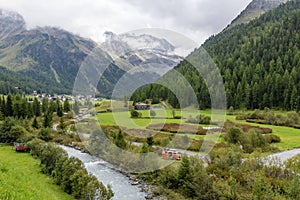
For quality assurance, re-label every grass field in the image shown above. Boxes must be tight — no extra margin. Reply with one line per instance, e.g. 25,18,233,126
96,108,300,150
0,145,74,200
96,109,216,129
226,115,300,150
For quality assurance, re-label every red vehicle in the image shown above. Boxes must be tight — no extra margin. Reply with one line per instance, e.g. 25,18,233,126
14,142,27,152
161,148,182,160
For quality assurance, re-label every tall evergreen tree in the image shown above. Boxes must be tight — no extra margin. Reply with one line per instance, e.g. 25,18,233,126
33,98,41,117
5,94,13,117
63,98,71,112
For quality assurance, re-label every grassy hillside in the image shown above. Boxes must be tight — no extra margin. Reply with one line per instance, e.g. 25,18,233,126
0,145,74,200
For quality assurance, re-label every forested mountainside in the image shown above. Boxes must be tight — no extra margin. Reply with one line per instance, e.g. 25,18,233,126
131,0,300,110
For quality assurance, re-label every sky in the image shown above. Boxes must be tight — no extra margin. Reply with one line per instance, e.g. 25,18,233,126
0,0,252,45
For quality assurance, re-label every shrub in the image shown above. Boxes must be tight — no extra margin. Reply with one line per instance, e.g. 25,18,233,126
38,128,52,141
130,110,142,118
225,127,242,144
264,134,281,143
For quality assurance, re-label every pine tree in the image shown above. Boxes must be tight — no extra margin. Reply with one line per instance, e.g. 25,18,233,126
114,131,126,149
33,98,41,117
63,98,71,112
43,112,52,128
5,94,13,117
42,98,49,113
147,134,154,146
32,117,39,129
58,117,66,133
57,104,63,117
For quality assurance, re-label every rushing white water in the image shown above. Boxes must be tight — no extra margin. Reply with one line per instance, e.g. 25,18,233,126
60,146,146,200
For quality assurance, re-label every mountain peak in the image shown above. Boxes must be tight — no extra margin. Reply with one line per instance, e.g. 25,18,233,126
0,9,25,22
0,8,26,39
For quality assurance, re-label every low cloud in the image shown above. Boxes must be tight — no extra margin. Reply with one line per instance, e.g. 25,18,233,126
0,0,251,44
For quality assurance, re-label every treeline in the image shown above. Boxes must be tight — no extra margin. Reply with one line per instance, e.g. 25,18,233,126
131,0,300,110
0,93,73,143
0,93,71,120
28,141,113,200
237,109,300,128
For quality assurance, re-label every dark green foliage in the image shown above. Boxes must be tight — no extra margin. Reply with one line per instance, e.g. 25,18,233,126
264,134,281,143
146,135,154,146
132,1,300,110
186,114,211,125
63,98,70,112
130,110,141,118
9,125,27,143
113,131,127,149
0,94,45,119
43,112,52,128
140,146,300,199
38,128,51,141
58,117,66,133
56,100,63,117
142,156,216,199
225,126,279,153
0,117,17,143
48,100,57,114
28,142,113,199
42,98,48,113
225,127,242,144
5,94,13,116
177,156,193,196
140,143,149,153
32,117,39,129
238,109,300,127
32,98,41,117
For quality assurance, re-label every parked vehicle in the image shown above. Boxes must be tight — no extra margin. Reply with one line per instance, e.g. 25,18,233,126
161,148,182,160
13,142,27,152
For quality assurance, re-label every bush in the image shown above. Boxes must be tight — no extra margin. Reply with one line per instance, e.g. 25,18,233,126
264,134,281,143
186,115,211,124
38,128,52,141
130,110,142,118
29,143,114,199
225,127,242,144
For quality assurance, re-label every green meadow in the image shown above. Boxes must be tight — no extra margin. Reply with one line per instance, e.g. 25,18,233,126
96,107,300,150
0,145,74,200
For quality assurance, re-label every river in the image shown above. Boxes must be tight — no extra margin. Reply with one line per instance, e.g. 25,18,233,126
60,146,147,200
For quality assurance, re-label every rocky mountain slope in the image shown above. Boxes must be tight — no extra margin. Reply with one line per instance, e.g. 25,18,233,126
227,0,288,29
101,31,183,76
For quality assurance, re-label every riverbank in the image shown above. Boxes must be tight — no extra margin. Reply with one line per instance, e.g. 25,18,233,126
60,145,158,200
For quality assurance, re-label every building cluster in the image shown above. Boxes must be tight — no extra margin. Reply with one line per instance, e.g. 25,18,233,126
31,91,103,102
